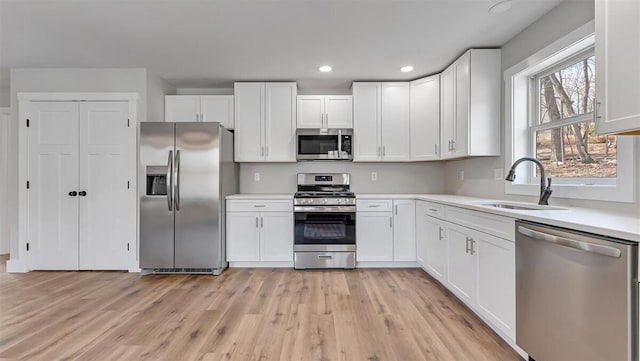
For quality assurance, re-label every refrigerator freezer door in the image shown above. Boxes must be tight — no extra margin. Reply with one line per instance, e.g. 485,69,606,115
174,123,222,268
140,123,175,268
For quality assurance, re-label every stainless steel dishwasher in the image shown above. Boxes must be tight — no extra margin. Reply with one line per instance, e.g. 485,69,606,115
516,220,638,361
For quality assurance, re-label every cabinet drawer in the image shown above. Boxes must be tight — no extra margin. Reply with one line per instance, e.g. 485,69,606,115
422,201,445,219
227,200,293,212
356,199,393,212
445,206,515,241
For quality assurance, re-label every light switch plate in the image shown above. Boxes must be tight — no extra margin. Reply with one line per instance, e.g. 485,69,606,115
494,168,504,180
371,172,377,181
254,172,260,182
458,170,464,181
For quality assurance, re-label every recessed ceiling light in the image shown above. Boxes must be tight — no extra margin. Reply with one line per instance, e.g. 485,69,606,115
319,65,332,72
400,65,414,73
488,0,513,14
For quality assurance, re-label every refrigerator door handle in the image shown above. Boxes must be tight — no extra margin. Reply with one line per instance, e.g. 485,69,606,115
167,150,173,211
174,150,181,211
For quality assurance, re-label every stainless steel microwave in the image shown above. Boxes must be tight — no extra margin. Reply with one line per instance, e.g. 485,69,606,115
296,129,353,161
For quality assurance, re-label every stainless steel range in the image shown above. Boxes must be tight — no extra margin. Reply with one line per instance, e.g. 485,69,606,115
293,173,356,269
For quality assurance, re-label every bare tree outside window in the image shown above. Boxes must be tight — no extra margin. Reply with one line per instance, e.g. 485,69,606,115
534,54,617,179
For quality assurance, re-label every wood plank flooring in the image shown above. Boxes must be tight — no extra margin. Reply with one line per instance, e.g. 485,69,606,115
0,257,520,361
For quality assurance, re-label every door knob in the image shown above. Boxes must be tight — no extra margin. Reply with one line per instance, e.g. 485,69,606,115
78,191,87,197
69,191,78,197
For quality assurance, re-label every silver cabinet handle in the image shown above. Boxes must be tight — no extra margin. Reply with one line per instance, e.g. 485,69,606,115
254,204,266,208
469,238,475,255
261,146,264,156
465,237,470,254
382,146,386,156
435,144,438,154
255,217,259,228
389,216,393,228
266,146,269,157
451,140,455,151
518,226,621,258
594,97,601,121
429,208,438,212
318,255,333,259
260,217,264,228
377,146,380,157
321,113,324,128
325,113,329,128
166,150,173,211
438,227,443,240
368,204,381,208
174,150,181,211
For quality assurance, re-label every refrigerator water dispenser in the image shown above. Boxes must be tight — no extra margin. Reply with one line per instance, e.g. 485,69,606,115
146,166,168,196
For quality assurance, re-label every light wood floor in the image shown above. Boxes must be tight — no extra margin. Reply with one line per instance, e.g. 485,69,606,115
0,256,520,361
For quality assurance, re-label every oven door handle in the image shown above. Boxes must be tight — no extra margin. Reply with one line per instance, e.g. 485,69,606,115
294,206,356,213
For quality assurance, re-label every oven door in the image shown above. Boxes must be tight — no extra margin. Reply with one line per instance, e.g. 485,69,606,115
294,211,356,251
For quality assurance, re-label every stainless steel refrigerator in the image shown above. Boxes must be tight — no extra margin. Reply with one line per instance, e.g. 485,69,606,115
139,122,238,274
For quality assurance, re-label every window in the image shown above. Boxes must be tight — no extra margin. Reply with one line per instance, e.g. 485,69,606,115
530,51,617,184
504,21,636,203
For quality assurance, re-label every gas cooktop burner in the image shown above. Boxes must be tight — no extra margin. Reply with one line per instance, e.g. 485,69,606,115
294,191,355,198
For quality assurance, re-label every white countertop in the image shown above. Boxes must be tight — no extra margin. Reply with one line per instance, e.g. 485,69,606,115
358,194,640,242
226,193,293,200
227,192,640,242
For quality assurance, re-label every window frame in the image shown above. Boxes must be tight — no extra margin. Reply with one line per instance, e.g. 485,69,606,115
504,20,636,203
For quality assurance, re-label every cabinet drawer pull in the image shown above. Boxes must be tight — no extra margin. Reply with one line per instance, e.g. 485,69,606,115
428,208,438,212
368,204,381,208
254,205,266,208
255,217,259,228
317,255,333,259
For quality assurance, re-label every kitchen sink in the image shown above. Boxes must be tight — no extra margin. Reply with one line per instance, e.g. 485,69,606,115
476,202,567,211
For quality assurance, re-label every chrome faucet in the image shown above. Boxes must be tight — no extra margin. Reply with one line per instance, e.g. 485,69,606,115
505,157,553,205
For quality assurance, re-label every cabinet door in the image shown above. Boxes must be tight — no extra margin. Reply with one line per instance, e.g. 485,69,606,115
475,231,515,339
380,83,410,161
392,200,415,261
424,217,446,282
454,52,470,157
78,102,133,270
595,0,640,135
234,83,265,162
201,95,234,129
265,83,296,162
446,223,475,304
26,102,80,270
352,83,381,161
410,76,440,161
325,96,353,128
356,211,393,261
165,96,200,122
415,203,427,268
259,212,293,262
297,96,324,129
227,212,260,261
440,66,456,160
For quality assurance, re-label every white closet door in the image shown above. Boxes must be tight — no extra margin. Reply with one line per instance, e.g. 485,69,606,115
78,102,133,270
27,102,80,270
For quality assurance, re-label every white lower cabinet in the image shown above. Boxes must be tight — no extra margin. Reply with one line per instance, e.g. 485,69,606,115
356,199,415,263
423,215,447,281
475,231,515,339
356,211,394,261
226,200,293,263
446,222,476,304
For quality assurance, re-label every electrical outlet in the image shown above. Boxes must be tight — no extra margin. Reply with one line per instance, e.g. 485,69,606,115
371,172,378,181
494,168,504,181
254,172,260,182
458,170,464,181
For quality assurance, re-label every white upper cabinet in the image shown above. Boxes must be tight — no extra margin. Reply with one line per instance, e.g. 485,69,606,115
595,0,640,135
297,95,352,129
410,75,440,161
325,96,353,128
352,83,381,161
353,82,410,162
165,96,200,122
201,96,234,129
165,95,234,129
440,49,501,160
234,82,297,162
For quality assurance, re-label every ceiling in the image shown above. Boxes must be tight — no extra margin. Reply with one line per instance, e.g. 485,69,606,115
0,0,564,90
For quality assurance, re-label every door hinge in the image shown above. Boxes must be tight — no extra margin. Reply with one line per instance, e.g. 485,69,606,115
26,181,30,189
26,119,30,127
26,243,29,251
127,243,130,251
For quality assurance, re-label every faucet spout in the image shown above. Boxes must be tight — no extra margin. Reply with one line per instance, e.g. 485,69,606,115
505,157,553,205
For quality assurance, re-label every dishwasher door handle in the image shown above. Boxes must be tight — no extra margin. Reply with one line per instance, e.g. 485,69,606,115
517,225,621,258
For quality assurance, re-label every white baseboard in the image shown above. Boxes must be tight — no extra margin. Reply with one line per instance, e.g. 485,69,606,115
6,259,28,273
356,261,420,268
229,261,293,268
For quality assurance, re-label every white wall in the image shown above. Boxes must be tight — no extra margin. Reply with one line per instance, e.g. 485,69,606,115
444,0,640,215
147,72,175,122
240,162,445,194
7,68,149,260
